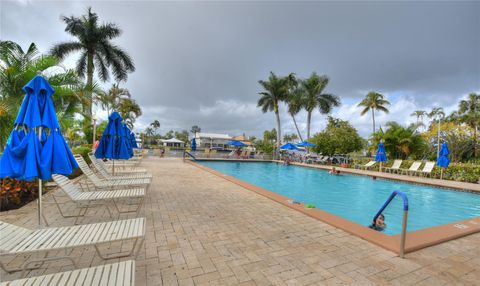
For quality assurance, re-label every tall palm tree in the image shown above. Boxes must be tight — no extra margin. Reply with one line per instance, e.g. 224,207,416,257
257,72,292,148
358,91,390,135
286,89,304,142
118,98,142,129
301,73,340,140
410,110,426,128
458,93,480,156
50,7,135,117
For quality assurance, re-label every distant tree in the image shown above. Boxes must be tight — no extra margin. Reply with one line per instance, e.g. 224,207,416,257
283,133,299,143
423,122,474,162
50,7,135,117
358,91,390,135
145,127,154,145
263,128,277,143
190,125,201,135
410,110,427,130
257,72,294,148
150,120,160,134
96,84,131,116
311,117,363,156
458,93,480,156
164,130,174,139
175,130,189,142
301,72,340,140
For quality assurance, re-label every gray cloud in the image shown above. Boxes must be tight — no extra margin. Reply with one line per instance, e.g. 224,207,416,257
1,0,479,137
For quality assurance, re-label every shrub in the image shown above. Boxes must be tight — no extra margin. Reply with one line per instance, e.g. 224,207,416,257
0,178,37,211
72,146,92,164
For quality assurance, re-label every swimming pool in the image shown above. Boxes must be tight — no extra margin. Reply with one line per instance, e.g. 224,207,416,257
198,161,480,235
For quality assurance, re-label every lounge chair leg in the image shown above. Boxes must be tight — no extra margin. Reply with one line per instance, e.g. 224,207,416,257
94,238,143,260
20,255,76,278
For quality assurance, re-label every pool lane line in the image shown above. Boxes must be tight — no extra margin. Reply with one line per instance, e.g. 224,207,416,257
187,160,480,256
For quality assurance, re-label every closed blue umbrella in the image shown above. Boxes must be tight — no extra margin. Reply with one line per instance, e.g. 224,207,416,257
296,141,316,147
226,140,247,147
122,123,134,157
375,143,387,172
95,112,132,174
437,143,450,179
130,130,138,149
191,138,197,151
280,143,299,150
0,75,78,227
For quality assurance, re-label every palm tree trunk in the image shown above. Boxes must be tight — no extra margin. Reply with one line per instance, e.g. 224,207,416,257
371,109,376,134
86,52,94,118
307,111,312,140
275,111,281,148
474,125,477,157
291,114,304,142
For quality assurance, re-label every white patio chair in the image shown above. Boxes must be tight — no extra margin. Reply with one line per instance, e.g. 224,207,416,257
89,155,152,181
74,155,150,190
51,175,145,224
384,160,403,173
400,161,422,175
0,217,144,274
0,260,136,285
416,161,436,177
361,161,376,170
95,157,147,174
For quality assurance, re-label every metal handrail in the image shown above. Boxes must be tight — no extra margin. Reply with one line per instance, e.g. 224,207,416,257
373,190,409,258
183,151,196,161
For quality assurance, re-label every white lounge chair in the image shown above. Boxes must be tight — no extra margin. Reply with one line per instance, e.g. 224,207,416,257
96,157,147,174
416,161,435,177
361,161,376,170
384,160,403,173
0,217,144,273
0,260,136,285
52,175,145,224
74,155,150,190
400,161,422,175
89,155,152,181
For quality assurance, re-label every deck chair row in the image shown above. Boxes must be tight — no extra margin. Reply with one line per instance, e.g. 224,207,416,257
362,160,436,177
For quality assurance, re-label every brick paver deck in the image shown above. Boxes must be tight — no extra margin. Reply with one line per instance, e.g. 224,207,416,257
1,157,479,285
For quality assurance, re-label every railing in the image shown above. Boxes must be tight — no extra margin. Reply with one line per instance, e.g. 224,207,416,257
183,151,196,161
373,190,409,258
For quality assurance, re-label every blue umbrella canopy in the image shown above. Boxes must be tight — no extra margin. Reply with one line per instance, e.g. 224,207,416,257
226,140,247,147
280,143,299,150
297,141,316,147
375,143,387,162
95,112,132,160
437,143,450,168
0,76,78,181
191,138,197,151
129,130,138,149
122,123,134,157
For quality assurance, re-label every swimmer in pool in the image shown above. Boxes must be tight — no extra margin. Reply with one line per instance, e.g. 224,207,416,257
369,214,387,231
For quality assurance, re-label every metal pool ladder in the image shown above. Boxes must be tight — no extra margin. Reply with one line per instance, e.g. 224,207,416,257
373,190,409,258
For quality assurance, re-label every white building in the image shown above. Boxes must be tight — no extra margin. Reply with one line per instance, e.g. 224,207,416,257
159,138,185,148
194,132,232,150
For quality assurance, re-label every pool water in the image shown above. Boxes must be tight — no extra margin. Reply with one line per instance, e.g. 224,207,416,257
198,161,480,235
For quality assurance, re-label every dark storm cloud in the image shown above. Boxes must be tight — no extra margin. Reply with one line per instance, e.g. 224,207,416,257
1,0,479,137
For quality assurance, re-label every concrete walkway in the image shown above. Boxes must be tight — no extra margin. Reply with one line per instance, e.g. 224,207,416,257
1,157,479,285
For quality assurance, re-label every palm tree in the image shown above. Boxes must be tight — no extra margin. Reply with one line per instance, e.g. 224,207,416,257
301,73,340,140
96,84,131,116
286,87,304,142
118,98,142,129
150,120,161,134
428,107,445,157
190,125,201,135
458,93,480,156
410,110,427,130
358,91,390,135
0,40,83,149
145,127,154,145
257,72,293,148
50,7,135,117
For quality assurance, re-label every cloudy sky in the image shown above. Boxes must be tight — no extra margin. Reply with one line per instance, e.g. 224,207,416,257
1,0,479,138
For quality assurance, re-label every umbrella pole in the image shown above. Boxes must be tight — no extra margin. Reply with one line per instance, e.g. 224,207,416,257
112,159,115,175
37,127,43,228
440,168,443,180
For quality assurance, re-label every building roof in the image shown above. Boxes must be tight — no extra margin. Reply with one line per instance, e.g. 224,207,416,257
196,133,232,140
160,138,185,143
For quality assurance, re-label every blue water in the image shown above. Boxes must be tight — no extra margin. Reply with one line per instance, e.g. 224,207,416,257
198,161,480,235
